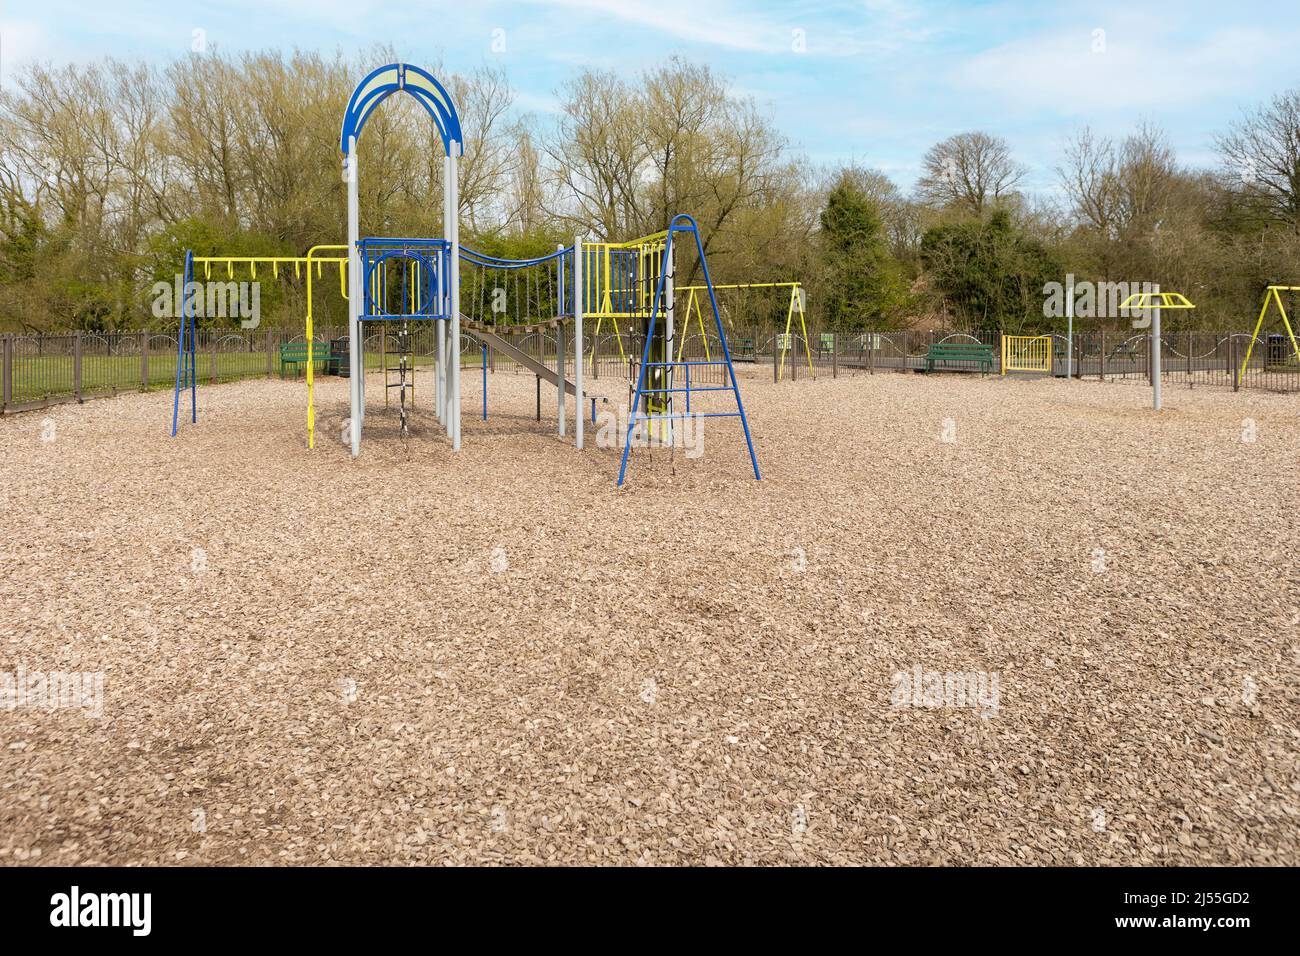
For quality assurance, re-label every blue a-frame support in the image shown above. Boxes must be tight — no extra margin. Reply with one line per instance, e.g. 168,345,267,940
618,214,761,486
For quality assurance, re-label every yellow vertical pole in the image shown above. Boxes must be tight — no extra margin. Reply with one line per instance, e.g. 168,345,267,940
777,288,797,381
307,290,314,446
304,246,349,451
1277,292,1300,364
602,244,612,315
1239,288,1277,377
794,285,813,375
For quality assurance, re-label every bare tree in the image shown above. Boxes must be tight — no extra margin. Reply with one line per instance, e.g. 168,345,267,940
916,131,1026,215
1216,89,1300,230
452,66,524,235
1115,121,1177,236
1058,119,1180,281
503,129,551,236
1058,126,1120,236
543,70,647,238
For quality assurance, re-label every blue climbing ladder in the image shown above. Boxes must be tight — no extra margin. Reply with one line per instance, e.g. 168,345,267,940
618,214,761,486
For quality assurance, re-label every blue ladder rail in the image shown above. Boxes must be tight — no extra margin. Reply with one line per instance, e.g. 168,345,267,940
617,214,760,486
170,249,197,436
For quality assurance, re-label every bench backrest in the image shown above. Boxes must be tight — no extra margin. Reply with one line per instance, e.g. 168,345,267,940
280,343,332,358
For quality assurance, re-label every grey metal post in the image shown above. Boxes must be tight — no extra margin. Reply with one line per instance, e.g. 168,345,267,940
450,143,463,449
2,334,11,411
74,331,83,401
572,238,584,449
664,236,674,445
141,331,149,390
1066,273,1074,379
1152,304,1163,411
346,137,362,456
438,150,448,428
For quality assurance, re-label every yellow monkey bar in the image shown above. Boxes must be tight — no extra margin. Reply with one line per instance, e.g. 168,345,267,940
194,251,351,450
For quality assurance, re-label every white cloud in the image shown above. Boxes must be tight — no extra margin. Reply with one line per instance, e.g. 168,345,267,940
529,0,786,53
955,22,1300,115
512,89,563,115
1,19,54,83
526,0,928,56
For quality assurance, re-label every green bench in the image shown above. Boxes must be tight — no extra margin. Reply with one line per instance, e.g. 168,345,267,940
923,341,994,375
279,342,335,378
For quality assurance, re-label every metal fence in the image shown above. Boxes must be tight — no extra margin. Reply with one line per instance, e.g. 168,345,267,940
729,327,1300,393
3,325,1296,415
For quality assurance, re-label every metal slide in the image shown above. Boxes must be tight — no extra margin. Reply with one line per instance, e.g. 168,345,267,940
462,321,579,397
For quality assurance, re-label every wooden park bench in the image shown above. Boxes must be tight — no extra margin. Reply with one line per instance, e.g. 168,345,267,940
923,341,994,375
279,342,336,378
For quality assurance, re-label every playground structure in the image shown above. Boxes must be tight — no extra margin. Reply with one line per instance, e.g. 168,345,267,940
160,64,1294,461
172,63,760,486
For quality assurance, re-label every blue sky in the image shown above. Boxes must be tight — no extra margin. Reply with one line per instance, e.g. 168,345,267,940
3,0,1296,195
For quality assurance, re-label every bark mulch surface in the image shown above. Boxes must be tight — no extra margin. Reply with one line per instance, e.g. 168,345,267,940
1,366,1295,865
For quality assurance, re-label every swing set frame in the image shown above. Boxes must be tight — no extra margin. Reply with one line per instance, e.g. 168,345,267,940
674,281,808,377
1240,285,1300,376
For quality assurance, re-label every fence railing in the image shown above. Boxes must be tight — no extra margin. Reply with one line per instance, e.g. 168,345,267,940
2,325,1296,415
731,327,1300,393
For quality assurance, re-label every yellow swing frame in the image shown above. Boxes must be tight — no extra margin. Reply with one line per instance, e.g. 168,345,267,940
674,281,809,378
1239,285,1300,377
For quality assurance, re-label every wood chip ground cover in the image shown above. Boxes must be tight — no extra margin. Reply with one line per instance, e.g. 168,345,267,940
0,366,1295,865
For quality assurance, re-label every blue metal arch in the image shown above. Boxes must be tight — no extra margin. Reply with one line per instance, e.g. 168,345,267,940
362,249,442,319
340,62,462,155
